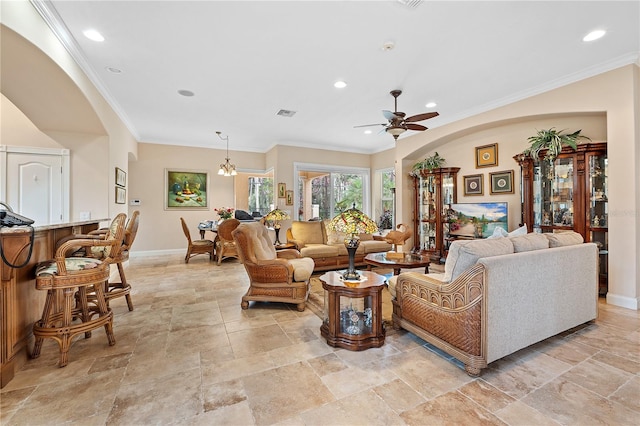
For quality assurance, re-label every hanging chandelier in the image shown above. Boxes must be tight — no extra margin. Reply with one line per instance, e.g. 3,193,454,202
216,131,237,176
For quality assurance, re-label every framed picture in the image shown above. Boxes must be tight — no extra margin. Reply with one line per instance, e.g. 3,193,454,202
475,143,498,168
490,170,514,194
115,186,126,204
278,183,286,198
165,169,209,210
463,174,483,196
448,202,508,239
115,167,127,187
286,190,293,205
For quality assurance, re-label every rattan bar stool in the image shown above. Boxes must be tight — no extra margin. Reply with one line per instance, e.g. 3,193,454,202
31,214,126,367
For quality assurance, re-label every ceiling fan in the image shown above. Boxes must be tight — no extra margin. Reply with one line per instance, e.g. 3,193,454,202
355,90,439,140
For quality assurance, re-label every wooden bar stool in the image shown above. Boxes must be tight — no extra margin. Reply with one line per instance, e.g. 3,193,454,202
31,214,126,367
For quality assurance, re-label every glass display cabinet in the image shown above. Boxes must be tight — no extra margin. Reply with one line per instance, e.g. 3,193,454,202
411,167,459,259
515,142,608,294
320,271,386,351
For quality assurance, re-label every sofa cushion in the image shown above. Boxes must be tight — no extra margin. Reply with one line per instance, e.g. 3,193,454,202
545,231,584,247
358,233,374,241
291,221,325,245
300,244,340,258
508,224,528,237
448,237,514,282
288,257,314,282
361,240,392,254
443,239,473,282
331,244,365,256
510,233,549,253
324,220,348,244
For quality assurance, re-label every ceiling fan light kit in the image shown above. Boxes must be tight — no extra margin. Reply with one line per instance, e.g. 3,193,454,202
355,90,439,140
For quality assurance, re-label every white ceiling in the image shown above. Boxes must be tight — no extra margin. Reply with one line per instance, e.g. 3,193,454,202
35,1,639,154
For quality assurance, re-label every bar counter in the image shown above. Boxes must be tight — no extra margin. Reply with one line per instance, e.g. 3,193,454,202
0,219,107,387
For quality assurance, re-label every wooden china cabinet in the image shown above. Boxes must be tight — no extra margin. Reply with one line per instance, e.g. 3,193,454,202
411,167,459,261
514,142,608,294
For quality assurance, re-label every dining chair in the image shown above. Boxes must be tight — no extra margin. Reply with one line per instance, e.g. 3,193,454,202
180,217,215,263
216,218,240,265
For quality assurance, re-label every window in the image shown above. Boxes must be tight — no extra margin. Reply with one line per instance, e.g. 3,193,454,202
378,168,395,229
294,163,370,221
247,176,274,215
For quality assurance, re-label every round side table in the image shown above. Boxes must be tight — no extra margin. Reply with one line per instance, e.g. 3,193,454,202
319,270,386,351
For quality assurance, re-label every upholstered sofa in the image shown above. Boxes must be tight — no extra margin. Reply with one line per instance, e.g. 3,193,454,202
389,231,598,376
286,220,392,272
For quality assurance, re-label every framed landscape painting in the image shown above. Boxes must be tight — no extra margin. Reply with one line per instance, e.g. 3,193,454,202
447,202,508,239
165,169,209,210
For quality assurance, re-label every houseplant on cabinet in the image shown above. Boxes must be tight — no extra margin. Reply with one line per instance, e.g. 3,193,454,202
521,128,591,162
411,152,446,176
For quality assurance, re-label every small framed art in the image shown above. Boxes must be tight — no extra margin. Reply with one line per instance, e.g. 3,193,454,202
463,174,483,196
115,167,127,187
490,170,514,194
278,183,286,198
475,143,498,168
115,186,126,204
286,190,293,205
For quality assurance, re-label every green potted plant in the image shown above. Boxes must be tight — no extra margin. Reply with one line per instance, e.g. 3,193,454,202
411,152,446,176
522,128,591,162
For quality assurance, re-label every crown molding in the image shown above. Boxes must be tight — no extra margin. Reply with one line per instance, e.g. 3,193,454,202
29,0,140,141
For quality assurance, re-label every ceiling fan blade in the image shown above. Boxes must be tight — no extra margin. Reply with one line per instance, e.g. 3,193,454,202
354,123,386,128
382,110,400,120
405,112,439,122
405,123,428,131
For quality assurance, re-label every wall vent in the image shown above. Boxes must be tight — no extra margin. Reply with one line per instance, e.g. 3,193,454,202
276,109,297,118
397,0,423,9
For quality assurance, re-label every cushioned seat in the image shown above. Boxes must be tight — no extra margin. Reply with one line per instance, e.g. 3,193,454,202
181,217,215,263
233,221,314,311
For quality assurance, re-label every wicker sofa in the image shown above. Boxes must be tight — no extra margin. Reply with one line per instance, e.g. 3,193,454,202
286,220,392,272
389,231,598,375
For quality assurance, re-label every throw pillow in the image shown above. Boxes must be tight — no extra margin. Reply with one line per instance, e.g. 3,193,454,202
545,231,584,247
291,221,324,245
508,224,528,237
442,239,473,282
450,237,514,282
488,227,508,239
510,233,549,252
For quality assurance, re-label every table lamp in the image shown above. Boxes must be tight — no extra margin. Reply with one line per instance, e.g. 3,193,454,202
264,208,290,245
327,203,378,281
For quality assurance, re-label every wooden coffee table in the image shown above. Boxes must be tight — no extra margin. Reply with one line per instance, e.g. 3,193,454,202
319,270,386,351
364,252,430,275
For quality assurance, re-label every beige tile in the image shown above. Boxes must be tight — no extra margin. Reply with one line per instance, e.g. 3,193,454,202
560,357,633,397
522,377,640,425
108,367,203,424
400,391,506,425
242,361,334,425
185,400,255,426
494,400,561,426
306,352,349,377
458,379,515,413
202,378,247,412
372,378,426,413
0,386,36,412
610,375,640,412
321,362,394,399
299,389,405,426
227,323,293,357
201,352,276,385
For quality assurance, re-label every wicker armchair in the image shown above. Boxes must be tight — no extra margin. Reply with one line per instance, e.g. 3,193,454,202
232,221,314,311
180,217,215,263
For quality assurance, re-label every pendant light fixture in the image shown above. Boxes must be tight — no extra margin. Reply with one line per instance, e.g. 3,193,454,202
216,131,237,176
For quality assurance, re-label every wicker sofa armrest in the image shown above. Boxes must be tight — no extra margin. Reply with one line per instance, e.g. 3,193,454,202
245,258,293,283
393,263,487,375
276,249,302,259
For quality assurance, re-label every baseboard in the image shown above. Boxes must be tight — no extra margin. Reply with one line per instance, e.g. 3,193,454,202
606,292,639,310
130,249,184,258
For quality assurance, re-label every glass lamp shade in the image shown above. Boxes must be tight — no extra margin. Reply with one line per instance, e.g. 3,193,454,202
327,204,378,280
264,208,290,245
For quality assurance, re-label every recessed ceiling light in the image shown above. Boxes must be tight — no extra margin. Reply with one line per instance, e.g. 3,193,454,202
364,130,372,135
425,102,437,108
83,29,104,42
178,90,195,97
583,30,606,42
334,81,347,89
106,67,122,74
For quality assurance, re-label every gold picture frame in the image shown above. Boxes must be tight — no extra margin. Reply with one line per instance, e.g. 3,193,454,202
490,170,514,194
164,169,209,210
463,174,483,196
278,183,286,198
115,186,126,204
475,143,498,168
115,167,127,187
286,190,293,205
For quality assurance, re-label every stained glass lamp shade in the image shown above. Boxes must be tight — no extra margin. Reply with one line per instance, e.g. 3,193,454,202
264,208,290,245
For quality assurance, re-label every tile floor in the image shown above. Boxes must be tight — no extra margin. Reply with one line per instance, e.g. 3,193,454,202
1,254,638,425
